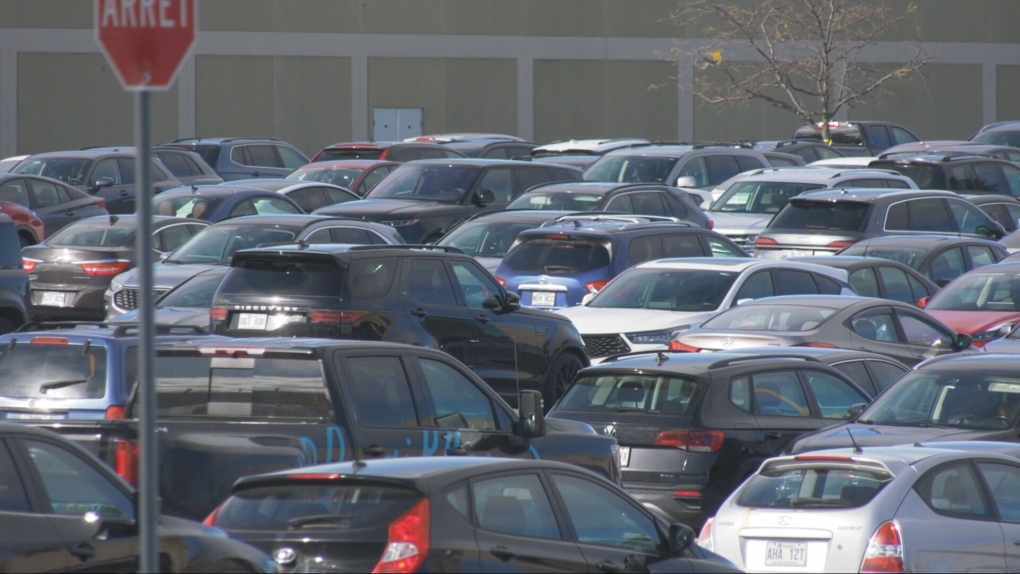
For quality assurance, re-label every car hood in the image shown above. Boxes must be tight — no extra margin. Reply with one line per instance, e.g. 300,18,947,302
556,307,714,334
705,211,773,235
111,306,211,327
787,422,1009,454
318,198,457,219
476,256,502,274
924,310,1020,335
115,263,221,290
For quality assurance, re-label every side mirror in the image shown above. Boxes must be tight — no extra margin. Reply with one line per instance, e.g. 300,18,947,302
847,403,867,420
953,332,974,351
669,523,696,556
518,390,546,438
675,175,698,188
505,291,521,312
917,296,929,309
482,294,504,312
473,189,496,206
91,177,114,193
581,292,596,306
735,297,754,306
935,278,952,288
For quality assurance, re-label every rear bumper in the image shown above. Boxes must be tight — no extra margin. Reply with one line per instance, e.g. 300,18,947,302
30,286,106,320
626,484,717,528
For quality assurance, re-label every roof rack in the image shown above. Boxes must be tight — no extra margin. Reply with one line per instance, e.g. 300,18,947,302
707,353,823,369
540,214,692,228
346,244,465,254
14,321,208,337
598,350,679,364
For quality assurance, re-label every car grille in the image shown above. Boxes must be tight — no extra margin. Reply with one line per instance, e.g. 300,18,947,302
114,288,168,310
729,235,754,249
582,334,630,358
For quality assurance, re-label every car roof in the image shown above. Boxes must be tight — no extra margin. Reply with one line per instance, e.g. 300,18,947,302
23,149,135,159
914,352,1020,372
848,234,1004,248
250,456,577,481
519,219,695,236
769,445,976,469
871,154,1015,166
401,158,551,168
729,294,898,311
632,257,819,272
601,145,764,158
224,179,351,192
532,138,650,154
204,214,349,227
406,133,526,143
157,185,290,198
296,159,400,169
3,322,217,342
788,188,955,202
962,194,1020,205
727,166,909,183
719,345,907,365
523,181,668,195
458,209,583,224
66,214,199,227
166,137,286,145
155,336,457,354
580,350,851,377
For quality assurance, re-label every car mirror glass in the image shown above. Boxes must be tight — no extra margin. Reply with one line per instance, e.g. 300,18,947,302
482,295,503,312
669,523,695,555
505,291,521,312
92,177,114,191
675,175,698,188
954,332,973,350
517,390,546,438
847,403,867,420
735,297,754,306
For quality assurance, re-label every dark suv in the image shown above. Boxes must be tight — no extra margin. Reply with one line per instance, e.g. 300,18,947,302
311,141,465,162
793,120,919,156
210,244,590,406
547,350,875,527
0,214,30,333
162,137,310,181
868,154,1020,196
506,182,710,227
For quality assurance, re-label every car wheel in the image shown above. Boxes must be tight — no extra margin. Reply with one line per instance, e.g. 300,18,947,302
18,232,34,248
544,352,583,408
0,315,18,335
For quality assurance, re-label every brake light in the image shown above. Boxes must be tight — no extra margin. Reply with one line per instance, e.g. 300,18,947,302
547,234,569,240
30,337,69,345
654,430,725,453
309,310,343,324
794,342,837,348
288,473,343,480
105,405,126,420
198,346,267,357
203,502,223,526
495,276,506,287
373,498,431,574
697,517,714,551
209,307,227,321
585,280,610,294
81,260,132,277
754,237,779,248
114,438,139,487
706,219,714,230
794,455,855,462
673,490,701,499
861,521,904,573
826,240,855,250
668,340,701,353
22,258,39,273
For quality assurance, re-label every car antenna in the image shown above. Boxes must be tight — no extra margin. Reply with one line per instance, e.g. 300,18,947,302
847,427,863,455
513,333,520,397
351,431,366,471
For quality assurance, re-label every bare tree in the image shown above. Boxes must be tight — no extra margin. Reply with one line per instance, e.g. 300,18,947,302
668,0,933,142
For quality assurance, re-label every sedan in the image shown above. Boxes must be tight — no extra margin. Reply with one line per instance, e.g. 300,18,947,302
22,215,208,320
838,234,1008,287
0,173,108,239
226,178,359,212
151,184,304,222
670,294,975,366
205,457,741,573
284,159,400,196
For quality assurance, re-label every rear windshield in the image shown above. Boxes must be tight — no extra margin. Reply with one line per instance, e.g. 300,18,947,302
501,237,611,274
769,200,871,232
713,181,825,214
150,355,333,419
437,221,539,258
971,131,1020,148
868,162,945,189
583,156,680,184
215,483,421,531
736,466,891,509
590,269,738,311
701,304,838,331
218,258,344,298
152,195,225,219
558,373,702,414
166,225,298,265
0,344,108,400
506,192,602,211
47,223,133,247
286,167,364,188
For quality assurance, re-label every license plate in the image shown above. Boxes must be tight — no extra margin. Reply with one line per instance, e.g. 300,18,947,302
40,291,66,306
237,313,268,330
783,249,815,257
765,541,808,567
6,412,66,420
531,291,556,307
619,446,631,467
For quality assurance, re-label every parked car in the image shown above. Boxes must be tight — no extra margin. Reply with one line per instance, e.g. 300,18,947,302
224,178,359,212
753,189,1006,259
0,154,29,172
22,215,209,320
151,184,304,222
10,149,181,214
284,159,400,196
751,139,847,163
970,122,1020,148
807,156,877,169
162,137,309,181
0,198,45,247
313,158,582,243
786,255,940,306
548,350,874,527
0,173,109,239
530,138,650,160
558,258,853,362
699,442,1020,573
793,120,919,156
0,422,275,572
206,456,741,573
669,294,976,367
583,144,772,190
408,133,537,159
761,150,808,168
838,234,1008,287
435,209,579,272
83,146,225,186
311,141,464,162
880,142,1020,163
104,214,403,318
496,218,748,310
0,214,31,333
506,181,711,227
109,267,228,329
967,193,1020,233
919,261,1020,347
869,153,1020,196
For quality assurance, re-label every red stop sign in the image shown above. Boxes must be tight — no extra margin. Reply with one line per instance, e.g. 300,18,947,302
95,0,197,91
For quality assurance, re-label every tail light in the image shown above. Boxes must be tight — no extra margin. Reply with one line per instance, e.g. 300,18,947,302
826,240,855,250
209,307,227,321
706,219,714,230
585,280,610,294
96,198,106,209
30,337,69,345
105,405,126,420
114,438,139,487
654,430,725,453
81,260,131,277
794,342,837,348
309,310,369,325
495,276,506,287
861,520,904,573
373,498,431,574
22,258,39,273
697,517,714,551
203,502,223,527
754,237,779,248
669,340,701,353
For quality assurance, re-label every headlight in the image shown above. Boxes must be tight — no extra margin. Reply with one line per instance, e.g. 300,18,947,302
109,279,123,291
972,325,1012,342
381,219,420,228
624,328,686,345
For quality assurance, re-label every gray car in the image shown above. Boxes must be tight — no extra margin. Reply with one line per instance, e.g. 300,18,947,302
110,267,228,329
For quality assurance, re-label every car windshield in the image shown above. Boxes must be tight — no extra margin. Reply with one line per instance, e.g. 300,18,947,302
869,162,945,189
971,131,1020,148
583,156,680,184
858,370,1020,429
437,220,538,258
0,343,108,400
501,237,610,274
286,167,363,188
768,200,871,231
152,195,225,219
366,165,479,203
13,158,93,186
736,465,891,509
157,270,227,309
926,271,1020,311
589,269,738,311
713,181,825,214
700,304,839,331
558,373,703,414
838,245,927,270
46,222,134,247
165,225,299,264
217,257,344,298
506,192,602,211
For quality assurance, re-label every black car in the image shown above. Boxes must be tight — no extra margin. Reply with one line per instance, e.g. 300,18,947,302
793,120,919,156
311,141,465,162
787,255,941,306
547,350,875,527
0,173,108,238
0,214,31,333
312,158,582,243
23,215,209,320
505,182,710,227
206,457,741,573
210,244,589,406
967,194,1020,233
869,154,1020,196
0,422,274,572
838,234,1009,287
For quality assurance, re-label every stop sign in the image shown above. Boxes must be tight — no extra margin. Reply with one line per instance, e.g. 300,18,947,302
95,0,197,91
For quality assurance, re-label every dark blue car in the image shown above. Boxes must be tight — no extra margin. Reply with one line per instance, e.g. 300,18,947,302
151,184,304,222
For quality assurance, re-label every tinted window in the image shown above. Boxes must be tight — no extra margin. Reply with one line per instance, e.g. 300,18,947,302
0,442,29,512
552,473,661,552
981,203,1013,231
158,152,192,177
347,258,396,299
877,266,914,303
705,155,741,185
359,166,394,195
968,246,997,269
502,237,610,274
976,463,1020,523
450,260,502,310
737,465,890,509
589,268,737,311
864,126,892,151
898,312,953,347
916,463,990,519
770,200,870,231
804,370,867,418
408,259,458,307
1003,166,1020,197
277,146,307,169
26,440,134,519
892,199,954,232
866,360,908,393
737,155,766,171
850,312,898,343
947,165,979,191
559,373,702,414
677,157,709,187
473,474,560,539
507,191,602,211
288,188,328,211
0,180,29,207
156,224,194,253
157,271,225,309
814,274,843,295
734,271,774,301
715,181,824,214
832,361,877,397
345,357,418,427
329,227,373,245
628,192,669,216
479,168,513,203
369,165,480,204
929,247,967,285
419,358,497,430
948,200,992,235
220,257,343,298
604,194,634,213
973,164,1005,194
516,168,551,193
627,236,663,265
661,235,704,258
0,344,108,400
31,179,70,208
849,268,879,298
775,269,819,296
245,145,282,168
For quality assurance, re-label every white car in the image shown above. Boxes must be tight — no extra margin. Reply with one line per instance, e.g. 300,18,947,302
556,258,854,363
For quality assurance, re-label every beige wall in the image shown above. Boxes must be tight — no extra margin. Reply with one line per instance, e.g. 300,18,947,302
998,66,1020,122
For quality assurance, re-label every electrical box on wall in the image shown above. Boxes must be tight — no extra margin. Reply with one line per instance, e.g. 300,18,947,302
373,108,423,141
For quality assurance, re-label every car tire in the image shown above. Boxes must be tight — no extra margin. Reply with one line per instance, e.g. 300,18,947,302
543,352,583,409
0,315,18,335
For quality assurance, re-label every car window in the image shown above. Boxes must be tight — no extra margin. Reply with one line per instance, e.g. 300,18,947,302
418,358,497,430
849,268,880,298
326,188,357,205
946,165,979,192
906,273,932,302
605,194,634,213
967,246,997,269
244,145,282,168
736,155,764,171
929,247,967,285
0,442,29,512
864,125,891,151
916,463,990,519
1003,166,1020,198
0,179,30,207
288,188,328,211
330,227,375,245
479,168,513,203
449,260,501,310
559,373,702,414
277,146,307,170
948,200,992,235
705,155,741,185
976,463,1020,523
662,192,690,219
734,271,774,302
832,361,878,397
877,266,914,304
344,356,418,427
25,439,135,520
628,192,669,217
501,237,611,274
627,236,663,265
516,168,551,194
775,269,819,296
737,465,891,509
804,370,867,419
551,473,661,553
897,312,954,347
770,200,870,231
898,199,955,232
347,257,396,298
984,204,1016,231
751,371,811,417
92,158,122,185
973,164,1006,194
155,224,194,254
408,259,459,307
661,235,703,258
706,236,744,257
31,179,70,208
157,151,193,177
228,200,257,218
890,127,918,145
850,311,899,343
359,166,394,195
253,197,302,215
730,376,752,413
472,474,561,539
865,360,908,393
678,157,709,187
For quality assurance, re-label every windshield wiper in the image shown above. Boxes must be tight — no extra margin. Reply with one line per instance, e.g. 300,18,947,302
916,423,950,429
287,514,356,529
39,379,88,394
790,498,854,508
855,419,874,425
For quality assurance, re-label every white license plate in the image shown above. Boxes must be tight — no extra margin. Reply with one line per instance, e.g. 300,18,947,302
783,249,816,257
237,313,268,330
6,412,65,420
40,291,66,306
619,446,631,467
765,541,808,568
531,291,557,307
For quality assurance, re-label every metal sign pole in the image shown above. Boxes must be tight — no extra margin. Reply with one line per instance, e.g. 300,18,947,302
135,89,158,574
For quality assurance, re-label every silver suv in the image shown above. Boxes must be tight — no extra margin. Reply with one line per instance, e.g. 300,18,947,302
583,144,772,190
707,167,918,251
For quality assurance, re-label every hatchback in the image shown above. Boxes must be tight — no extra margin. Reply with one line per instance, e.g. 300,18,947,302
869,153,1020,196
787,255,940,306
435,209,579,272
838,234,1008,287
0,173,109,238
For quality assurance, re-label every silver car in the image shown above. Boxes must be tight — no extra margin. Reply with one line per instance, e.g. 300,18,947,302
700,443,1020,572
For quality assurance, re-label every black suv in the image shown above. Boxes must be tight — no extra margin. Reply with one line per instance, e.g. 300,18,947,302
869,154,1020,196
210,244,590,406
0,214,30,333
793,120,919,156
547,350,875,527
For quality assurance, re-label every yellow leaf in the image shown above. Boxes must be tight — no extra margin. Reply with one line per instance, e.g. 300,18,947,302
708,51,723,65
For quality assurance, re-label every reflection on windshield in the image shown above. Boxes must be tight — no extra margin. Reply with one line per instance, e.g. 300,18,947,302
583,156,679,184
713,182,824,214
701,304,838,331
369,165,479,203
589,269,737,311
287,167,362,188
926,272,1020,311
166,226,298,264
13,158,93,187
438,222,536,258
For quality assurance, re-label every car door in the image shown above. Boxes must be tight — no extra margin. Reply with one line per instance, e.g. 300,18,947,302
477,167,514,205
947,197,1000,239
799,369,870,419
25,177,76,234
974,461,1020,571
398,258,479,365
0,439,70,572
738,370,820,455
470,472,587,573
926,247,967,287
893,307,959,364
86,158,134,214
847,307,918,365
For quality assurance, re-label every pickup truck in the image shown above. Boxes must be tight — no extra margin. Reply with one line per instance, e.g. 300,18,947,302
27,336,620,521
793,120,920,156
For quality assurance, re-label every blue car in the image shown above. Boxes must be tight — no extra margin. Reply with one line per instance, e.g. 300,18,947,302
151,184,304,222
495,215,748,309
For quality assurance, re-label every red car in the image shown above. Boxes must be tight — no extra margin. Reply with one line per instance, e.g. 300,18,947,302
284,159,399,197
0,202,45,246
922,261,1020,346
309,141,464,163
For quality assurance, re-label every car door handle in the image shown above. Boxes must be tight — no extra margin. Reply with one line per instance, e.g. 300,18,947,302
69,543,96,561
596,560,622,573
1014,537,1020,546
362,445,385,456
411,308,427,317
120,190,130,196
490,546,516,561
475,315,489,324
252,171,261,177
764,431,782,440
